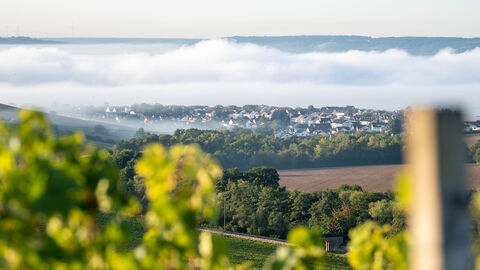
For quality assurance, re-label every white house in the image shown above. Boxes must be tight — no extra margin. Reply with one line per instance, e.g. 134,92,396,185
370,122,387,133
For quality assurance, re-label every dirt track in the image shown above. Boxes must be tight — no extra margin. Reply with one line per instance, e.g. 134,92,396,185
198,228,289,246
279,164,480,193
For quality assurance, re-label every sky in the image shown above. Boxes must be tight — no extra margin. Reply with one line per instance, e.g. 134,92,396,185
1,0,480,38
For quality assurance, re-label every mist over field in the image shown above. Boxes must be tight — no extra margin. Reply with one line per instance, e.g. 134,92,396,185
1,38,479,118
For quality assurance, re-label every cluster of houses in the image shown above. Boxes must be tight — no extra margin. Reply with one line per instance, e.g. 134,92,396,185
466,121,480,133
85,105,407,137
272,108,395,137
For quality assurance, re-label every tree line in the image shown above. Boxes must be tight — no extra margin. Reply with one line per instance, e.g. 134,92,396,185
114,128,404,171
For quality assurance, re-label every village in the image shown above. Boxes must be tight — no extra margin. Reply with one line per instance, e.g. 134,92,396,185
70,104,480,137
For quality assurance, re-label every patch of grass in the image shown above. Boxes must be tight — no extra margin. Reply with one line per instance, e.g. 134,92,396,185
322,253,351,270
97,213,145,251
215,234,351,269
215,234,278,269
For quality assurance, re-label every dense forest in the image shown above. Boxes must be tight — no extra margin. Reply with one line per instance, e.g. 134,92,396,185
214,168,405,239
114,128,404,170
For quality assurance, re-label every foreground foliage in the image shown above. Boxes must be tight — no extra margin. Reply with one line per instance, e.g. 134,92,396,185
348,222,408,270
0,111,231,269
0,111,139,269
0,111,328,269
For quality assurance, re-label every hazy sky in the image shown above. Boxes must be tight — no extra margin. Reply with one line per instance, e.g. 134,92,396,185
1,0,479,38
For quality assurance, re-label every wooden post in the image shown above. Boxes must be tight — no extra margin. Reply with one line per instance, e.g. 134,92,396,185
407,109,471,270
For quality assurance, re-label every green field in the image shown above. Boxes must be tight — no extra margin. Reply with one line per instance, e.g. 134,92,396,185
213,234,351,269
215,234,278,268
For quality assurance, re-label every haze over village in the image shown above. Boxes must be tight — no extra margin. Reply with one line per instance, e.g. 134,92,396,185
56,104,480,137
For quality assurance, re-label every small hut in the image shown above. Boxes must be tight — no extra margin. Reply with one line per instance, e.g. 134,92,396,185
323,234,344,252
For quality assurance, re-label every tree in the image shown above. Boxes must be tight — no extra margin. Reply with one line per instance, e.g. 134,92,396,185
308,190,342,224
111,149,137,169
307,105,316,114
471,142,480,164
271,110,291,127
388,118,403,134
289,191,315,227
215,168,242,192
93,124,107,134
329,205,358,235
246,167,280,188
368,200,406,235
255,125,274,136
135,128,146,138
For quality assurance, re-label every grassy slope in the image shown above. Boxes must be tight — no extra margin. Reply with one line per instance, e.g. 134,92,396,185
48,113,137,148
216,234,278,269
0,104,136,148
216,234,350,269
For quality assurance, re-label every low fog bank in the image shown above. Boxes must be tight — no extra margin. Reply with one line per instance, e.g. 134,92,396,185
55,113,223,135
1,39,479,119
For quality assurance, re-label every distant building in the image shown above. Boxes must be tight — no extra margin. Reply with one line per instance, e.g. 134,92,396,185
324,234,344,252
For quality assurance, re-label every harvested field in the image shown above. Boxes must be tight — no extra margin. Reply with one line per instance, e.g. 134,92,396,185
279,164,480,192
466,134,480,148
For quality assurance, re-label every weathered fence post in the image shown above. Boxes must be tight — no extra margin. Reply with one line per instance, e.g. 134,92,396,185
407,109,471,270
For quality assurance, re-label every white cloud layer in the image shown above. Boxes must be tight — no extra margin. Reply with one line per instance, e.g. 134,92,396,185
0,40,479,118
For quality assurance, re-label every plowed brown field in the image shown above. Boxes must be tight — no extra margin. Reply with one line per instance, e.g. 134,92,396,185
466,134,480,147
279,164,480,192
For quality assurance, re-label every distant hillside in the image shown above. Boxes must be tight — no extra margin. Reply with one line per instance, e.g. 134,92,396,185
229,36,480,55
0,104,136,148
0,36,65,44
35,36,480,55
